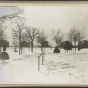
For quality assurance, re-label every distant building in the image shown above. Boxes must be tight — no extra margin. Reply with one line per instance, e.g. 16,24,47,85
0,40,9,47
41,41,48,47
21,41,30,47
78,40,88,49
60,41,72,50
83,40,88,48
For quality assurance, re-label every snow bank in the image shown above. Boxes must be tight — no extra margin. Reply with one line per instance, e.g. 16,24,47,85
0,47,88,83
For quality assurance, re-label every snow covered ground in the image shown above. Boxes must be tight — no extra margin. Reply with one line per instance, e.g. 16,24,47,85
0,47,88,83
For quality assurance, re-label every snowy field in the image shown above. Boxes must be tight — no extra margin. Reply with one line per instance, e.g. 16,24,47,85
0,47,88,83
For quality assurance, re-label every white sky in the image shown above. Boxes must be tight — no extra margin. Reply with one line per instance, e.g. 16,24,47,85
17,6,88,46
20,6,88,32
1,6,88,46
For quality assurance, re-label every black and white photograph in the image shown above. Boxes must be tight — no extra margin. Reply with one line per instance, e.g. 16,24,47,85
0,2,88,86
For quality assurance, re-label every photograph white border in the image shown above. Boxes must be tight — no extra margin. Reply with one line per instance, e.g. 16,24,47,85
0,1,88,87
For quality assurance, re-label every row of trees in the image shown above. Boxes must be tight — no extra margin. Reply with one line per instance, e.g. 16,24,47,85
0,7,24,53
67,28,85,51
0,8,85,54
0,16,85,54
12,16,47,55
49,28,85,51
12,16,85,55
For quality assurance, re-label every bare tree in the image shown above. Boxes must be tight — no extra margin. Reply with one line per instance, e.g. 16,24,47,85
0,21,7,53
0,7,25,54
37,30,47,44
12,38,19,52
67,30,73,43
0,7,25,23
67,28,78,51
36,30,47,52
25,26,39,52
77,30,85,42
12,17,26,55
50,28,63,46
67,28,85,51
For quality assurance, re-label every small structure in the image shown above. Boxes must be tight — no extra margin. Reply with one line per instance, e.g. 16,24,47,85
82,40,88,48
41,41,48,47
78,40,88,50
78,41,83,50
53,46,60,53
21,41,30,47
0,51,10,63
0,40,9,47
60,41,72,53
0,44,10,63
64,41,72,50
41,41,48,53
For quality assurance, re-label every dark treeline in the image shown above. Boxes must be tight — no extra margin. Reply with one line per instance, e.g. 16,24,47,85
0,8,87,55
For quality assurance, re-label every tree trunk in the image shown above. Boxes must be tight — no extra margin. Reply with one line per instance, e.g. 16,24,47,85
41,43,43,53
21,46,22,54
19,41,21,55
19,38,22,55
0,47,1,53
19,46,20,55
75,41,76,51
14,46,17,51
31,41,33,52
15,46,16,51
41,47,42,53
29,43,30,51
67,50,68,53
23,47,25,52
71,41,72,51
0,38,2,53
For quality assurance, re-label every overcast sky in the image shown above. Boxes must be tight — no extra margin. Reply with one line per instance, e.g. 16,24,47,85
1,6,88,46
21,6,88,34
19,6,88,46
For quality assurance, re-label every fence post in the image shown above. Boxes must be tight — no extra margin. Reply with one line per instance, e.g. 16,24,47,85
38,56,40,71
42,54,43,65
48,64,50,76
44,47,45,61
